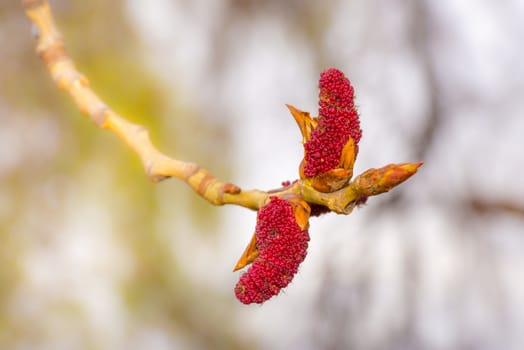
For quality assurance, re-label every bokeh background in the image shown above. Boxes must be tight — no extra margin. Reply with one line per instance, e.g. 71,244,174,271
1,0,524,349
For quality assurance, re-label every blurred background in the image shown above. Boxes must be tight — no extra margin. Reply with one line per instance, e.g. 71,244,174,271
1,0,524,349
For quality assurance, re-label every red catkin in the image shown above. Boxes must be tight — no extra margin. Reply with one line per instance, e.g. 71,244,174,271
303,68,362,177
235,197,310,304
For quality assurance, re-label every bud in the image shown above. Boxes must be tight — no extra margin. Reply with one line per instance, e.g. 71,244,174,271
353,162,423,197
235,196,310,304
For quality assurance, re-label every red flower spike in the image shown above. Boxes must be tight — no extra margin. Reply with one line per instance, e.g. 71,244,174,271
303,68,362,178
235,197,310,304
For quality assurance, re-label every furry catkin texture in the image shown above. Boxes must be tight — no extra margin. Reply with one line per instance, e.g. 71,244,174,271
235,197,310,304
304,68,362,177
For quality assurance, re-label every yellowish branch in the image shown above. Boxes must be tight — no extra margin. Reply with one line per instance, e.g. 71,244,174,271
22,0,421,215
23,0,270,209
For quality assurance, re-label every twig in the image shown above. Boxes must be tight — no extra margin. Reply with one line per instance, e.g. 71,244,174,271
22,0,420,215
22,0,269,209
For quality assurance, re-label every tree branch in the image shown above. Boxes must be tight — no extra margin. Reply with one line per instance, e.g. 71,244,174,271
22,0,421,215
23,0,269,209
